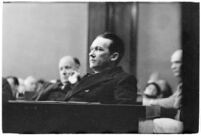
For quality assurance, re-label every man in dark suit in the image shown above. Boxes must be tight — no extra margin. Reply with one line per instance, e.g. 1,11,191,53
6,76,19,99
35,56,81,101
64,32,137,104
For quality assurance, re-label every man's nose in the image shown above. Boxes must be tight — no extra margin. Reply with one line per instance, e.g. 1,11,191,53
171,63,176,70
89,50,95,58
62,70,67,75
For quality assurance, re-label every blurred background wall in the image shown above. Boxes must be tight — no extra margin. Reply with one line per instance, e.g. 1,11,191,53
3,2,180,89
3,3,88,80
137,3,181,90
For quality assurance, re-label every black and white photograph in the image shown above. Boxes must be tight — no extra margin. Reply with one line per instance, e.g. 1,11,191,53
1,0,199,134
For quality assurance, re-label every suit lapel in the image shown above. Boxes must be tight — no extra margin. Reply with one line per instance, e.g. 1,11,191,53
69,73,113,97
65,67,122,101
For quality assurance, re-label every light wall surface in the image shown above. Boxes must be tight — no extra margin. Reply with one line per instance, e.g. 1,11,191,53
3,3,88,80
137,3,181,90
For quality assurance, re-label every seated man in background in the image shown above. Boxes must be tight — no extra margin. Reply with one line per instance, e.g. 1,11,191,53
6,76,20,99
22,76,38,100
31,79,51,100
35,79,50,92
64,32,137,104
24,76,38,92
35,56,81,101
16,78,26,99
147,49,183,133
143,72,173,106
2,78,15,103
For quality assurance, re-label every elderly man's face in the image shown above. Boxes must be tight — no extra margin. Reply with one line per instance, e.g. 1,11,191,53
89,37,112,72
25,77,37,92
171,50,182,77
59,57,76,85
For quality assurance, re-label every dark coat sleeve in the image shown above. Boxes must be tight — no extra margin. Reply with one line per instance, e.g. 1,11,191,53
2,78,15,103
114,75,137,104
35,82,59,101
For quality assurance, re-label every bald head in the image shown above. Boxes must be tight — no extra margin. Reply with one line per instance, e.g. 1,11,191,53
59,56,80,85
59,56,80,70
24,76,37,92
171,49,183,77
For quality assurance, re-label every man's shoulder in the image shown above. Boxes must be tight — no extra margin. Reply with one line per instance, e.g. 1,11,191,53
40,81,61,92
80,67,137,84
112,67,136,80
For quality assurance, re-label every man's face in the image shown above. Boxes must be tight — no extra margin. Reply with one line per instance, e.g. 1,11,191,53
59,57,76,85
89,37,112,72
171,50,182,77
25,78,37,92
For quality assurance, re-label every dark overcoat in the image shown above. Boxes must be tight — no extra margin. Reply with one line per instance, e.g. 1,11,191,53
35,81,71,101
64,67,137,104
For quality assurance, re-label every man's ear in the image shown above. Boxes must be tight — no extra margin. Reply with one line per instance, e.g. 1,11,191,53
110,52,119,62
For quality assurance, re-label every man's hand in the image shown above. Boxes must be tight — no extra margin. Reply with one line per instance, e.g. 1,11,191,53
68,70,80,84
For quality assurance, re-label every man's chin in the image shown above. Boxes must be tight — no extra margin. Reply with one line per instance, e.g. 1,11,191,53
174,73,181,77
89,65,97,70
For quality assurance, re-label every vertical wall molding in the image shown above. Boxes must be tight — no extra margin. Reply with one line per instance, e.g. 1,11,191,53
88,2,138,75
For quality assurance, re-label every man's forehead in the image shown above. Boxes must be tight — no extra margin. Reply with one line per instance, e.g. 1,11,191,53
25,76,36,83
26,79,36,84
7,78,14,83
171,50,182,62
59,57,74,67
91,37,112,48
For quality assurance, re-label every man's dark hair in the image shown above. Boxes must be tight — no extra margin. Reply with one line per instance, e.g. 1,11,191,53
6,76,19,86
98,32,125,64
73,57,80,67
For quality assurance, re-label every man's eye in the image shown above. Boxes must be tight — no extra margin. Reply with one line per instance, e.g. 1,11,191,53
95,47,103,51
90,47,94,51
65,66,71,69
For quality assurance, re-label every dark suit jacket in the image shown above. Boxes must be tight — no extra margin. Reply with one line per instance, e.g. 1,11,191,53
35,81,71,101
64,67,137,104
2,78,15,103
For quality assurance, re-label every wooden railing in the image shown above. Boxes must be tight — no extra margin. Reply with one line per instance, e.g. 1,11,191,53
3,101,146,133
